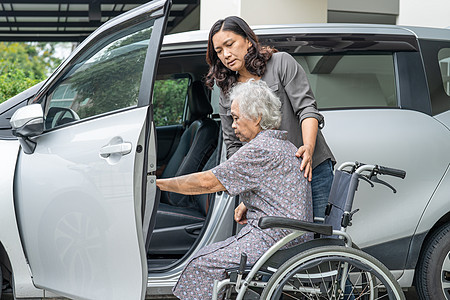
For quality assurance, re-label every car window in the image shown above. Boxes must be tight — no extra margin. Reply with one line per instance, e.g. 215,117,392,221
438,48,450,97
419,40,450,115
294,54,397,109
153,75,189,127
44,19,155,130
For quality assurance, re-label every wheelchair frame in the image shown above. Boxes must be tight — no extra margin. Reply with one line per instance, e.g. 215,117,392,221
212,161,407,300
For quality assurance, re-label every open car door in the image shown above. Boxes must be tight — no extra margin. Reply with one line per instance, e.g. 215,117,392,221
12,1,170,299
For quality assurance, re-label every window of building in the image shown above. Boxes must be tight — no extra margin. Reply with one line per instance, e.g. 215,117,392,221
50,84,77,108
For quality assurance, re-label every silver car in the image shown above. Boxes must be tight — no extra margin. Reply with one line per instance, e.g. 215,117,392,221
0,0,449,299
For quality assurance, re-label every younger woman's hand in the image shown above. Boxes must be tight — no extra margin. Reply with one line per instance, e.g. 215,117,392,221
296,144,313,182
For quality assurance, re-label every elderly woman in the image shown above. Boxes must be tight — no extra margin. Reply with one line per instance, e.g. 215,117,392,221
157,80,313,300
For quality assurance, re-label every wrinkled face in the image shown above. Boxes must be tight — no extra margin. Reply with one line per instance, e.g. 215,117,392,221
231,100,261,142
212,29,252,73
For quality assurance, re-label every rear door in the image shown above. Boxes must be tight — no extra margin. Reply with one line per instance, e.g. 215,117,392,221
290,43,449,270
13,1,169,299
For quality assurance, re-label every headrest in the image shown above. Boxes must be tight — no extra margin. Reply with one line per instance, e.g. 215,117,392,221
188,81,213,120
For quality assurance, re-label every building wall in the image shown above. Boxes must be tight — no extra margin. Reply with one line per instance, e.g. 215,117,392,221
328,0,398,25
199,0,327,31
328,0,399,15
194,0,449,33
240,0,327,27
397,0,450,28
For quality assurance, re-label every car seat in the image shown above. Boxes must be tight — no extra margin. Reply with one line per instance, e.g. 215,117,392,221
148,81,219,256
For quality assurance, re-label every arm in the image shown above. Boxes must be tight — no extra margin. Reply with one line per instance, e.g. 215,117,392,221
279,53,322,179
296,118,318,181
280,52,324,127
156,170,226,195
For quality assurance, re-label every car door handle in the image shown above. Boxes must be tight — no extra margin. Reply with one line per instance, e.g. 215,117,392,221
99,142,132,158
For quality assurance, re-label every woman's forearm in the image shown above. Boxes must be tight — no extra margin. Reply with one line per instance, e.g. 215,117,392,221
156,170,226,195
296,117,319,181
301,117,318,152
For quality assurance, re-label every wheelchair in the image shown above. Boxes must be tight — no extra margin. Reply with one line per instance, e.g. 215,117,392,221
212,162,407,300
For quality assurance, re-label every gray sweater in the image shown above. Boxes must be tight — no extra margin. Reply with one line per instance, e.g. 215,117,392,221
219,52,335,169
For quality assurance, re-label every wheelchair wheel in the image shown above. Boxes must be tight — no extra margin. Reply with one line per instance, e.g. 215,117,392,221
260,245,405,300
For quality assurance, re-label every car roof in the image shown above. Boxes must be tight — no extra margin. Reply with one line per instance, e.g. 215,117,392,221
162,23,450,48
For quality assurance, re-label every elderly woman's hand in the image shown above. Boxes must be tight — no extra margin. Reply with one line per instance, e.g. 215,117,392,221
234,202,248,225
296,144,313,182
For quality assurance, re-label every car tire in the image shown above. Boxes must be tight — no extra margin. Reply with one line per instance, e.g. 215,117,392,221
416,222,450,300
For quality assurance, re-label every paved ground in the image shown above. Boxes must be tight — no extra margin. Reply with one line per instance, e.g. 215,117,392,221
145,287,420,299
404,287,420,299
2,287,420,299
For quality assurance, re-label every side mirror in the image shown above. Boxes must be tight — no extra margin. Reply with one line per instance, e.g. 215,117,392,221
10,104,44,154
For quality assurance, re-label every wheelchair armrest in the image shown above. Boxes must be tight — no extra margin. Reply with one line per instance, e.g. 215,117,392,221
258,216,333,236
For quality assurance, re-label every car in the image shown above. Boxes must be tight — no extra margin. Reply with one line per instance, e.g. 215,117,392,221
1,0,450,299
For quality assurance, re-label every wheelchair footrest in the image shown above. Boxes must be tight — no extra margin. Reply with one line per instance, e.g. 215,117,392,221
242,288,260,300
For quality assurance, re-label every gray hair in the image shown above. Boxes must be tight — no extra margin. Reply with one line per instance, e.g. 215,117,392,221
229,80,282,130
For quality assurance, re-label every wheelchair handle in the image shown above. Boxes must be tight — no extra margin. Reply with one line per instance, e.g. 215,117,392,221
340,162,406,179
378,165,406,179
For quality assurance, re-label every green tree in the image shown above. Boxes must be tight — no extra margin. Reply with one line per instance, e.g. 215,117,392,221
0,42,61,104
153,78,189,127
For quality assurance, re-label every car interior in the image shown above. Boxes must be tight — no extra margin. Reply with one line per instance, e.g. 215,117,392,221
147,53,222,270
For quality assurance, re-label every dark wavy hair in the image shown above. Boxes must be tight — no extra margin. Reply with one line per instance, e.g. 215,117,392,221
205,16,276,94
